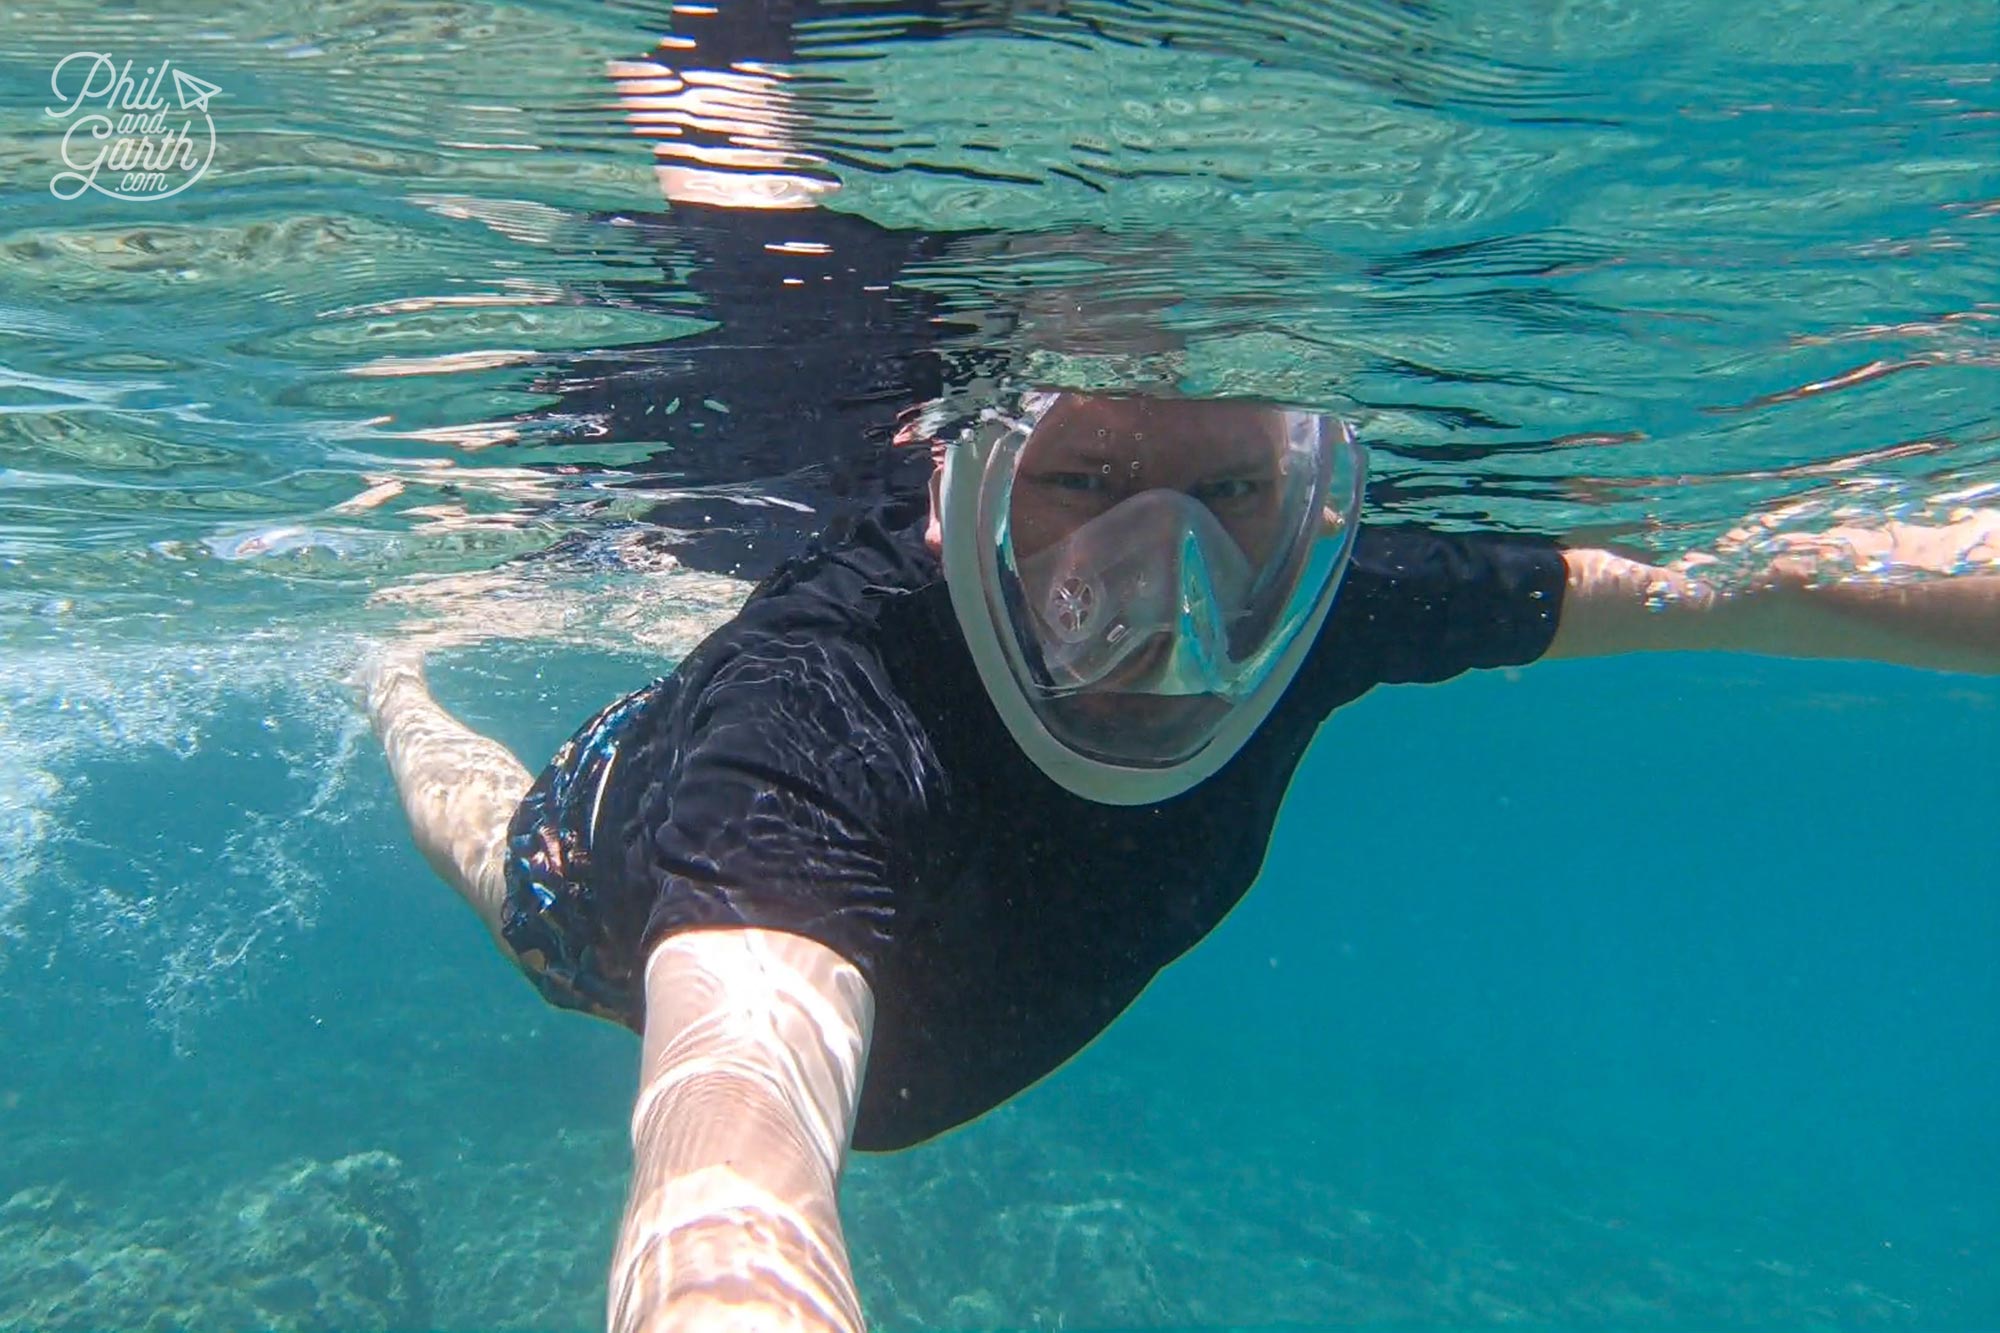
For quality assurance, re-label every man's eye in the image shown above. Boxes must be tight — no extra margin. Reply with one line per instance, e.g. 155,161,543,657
1034,471,1110,495
1192,477,1264,503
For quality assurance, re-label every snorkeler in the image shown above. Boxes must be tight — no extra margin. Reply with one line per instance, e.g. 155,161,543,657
365,4,2000,1331
369,389,2000,1331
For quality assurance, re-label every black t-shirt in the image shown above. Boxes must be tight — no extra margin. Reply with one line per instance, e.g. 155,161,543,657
592,495,1566,1150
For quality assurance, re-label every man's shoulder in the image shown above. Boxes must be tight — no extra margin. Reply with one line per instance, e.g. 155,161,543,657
1346,520,1563,580
1298,521,1568,693
661,492,952,735
741,492,940,612
617,501,954,871
1337,521,1566,613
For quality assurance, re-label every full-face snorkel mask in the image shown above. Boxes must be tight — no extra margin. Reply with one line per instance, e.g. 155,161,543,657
940,390,1368,805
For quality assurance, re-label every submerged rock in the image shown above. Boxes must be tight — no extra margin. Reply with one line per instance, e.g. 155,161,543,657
219,1150,430,1331
0,1183,218,1333
0,1153,428,1333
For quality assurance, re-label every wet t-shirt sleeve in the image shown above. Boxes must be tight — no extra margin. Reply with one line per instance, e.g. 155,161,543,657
624,627,936,989
1293,524,1568,709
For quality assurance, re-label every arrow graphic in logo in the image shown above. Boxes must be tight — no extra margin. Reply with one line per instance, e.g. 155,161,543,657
171,67,221,113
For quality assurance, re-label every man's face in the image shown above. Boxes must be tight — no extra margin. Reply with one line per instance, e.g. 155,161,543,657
1007,395,1295,566
1014,395,1294,707
966,394,1298,738
922,390,1347,779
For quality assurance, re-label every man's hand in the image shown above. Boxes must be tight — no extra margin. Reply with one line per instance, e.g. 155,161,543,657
1680,504,2000,585
1550,506,2000,673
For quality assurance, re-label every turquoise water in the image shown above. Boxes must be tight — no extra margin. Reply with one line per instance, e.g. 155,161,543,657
2,0,1997,1328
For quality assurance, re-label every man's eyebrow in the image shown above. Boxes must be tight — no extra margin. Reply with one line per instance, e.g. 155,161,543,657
1027,443,1120,470
1192,445,1284,475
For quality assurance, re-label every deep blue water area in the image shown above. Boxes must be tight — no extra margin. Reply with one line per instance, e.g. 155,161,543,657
4,644,1993,1328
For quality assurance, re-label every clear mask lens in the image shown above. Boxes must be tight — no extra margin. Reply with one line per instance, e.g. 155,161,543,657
1016,488,1258,696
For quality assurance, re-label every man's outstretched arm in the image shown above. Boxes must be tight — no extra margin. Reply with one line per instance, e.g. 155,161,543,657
611,927,875,1333
1549,508,2000,673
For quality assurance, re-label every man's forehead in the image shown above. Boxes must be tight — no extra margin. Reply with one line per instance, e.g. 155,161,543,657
1032,394,1287,461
